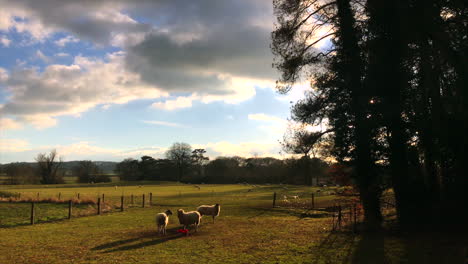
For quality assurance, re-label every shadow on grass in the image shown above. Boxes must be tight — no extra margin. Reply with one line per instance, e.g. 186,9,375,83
248,206,331,220
351,231,385,264
308,230,386,264
92,227,186,253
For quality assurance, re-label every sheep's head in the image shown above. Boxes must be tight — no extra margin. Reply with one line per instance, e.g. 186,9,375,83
177,209,185,224
177,209,184,217
166,209,173,216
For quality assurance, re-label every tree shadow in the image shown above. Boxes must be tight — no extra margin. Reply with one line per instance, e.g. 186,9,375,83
351,231,385,264
310,231,356,264
91,227,186,253
248,206,331,220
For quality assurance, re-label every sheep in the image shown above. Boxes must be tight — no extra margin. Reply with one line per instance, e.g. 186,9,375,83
177,209,201,232
156,209,173,236
291,195,299,199
194,185,201,190
197,204,221,223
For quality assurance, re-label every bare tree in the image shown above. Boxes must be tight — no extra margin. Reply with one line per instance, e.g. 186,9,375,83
166,142,192,182
35,149,64,184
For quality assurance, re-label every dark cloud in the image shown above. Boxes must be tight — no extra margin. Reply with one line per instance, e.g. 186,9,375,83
0,0,278,123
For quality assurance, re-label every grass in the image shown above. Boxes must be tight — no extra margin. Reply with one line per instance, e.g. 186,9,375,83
0,182,465,264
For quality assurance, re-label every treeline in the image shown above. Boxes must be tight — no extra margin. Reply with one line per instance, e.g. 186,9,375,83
1,145,334,185
1,150,113,184
115,142,331,184
272,0,467,229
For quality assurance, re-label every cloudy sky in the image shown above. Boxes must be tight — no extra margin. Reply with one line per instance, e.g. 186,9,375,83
0,0,320,163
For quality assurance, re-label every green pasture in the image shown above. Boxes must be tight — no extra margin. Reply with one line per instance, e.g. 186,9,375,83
0,183,465,264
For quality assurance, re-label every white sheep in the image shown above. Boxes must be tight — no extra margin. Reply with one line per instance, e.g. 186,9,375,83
196,204,221,223
156,209,172,235
177,209,201,232
292,195,299,199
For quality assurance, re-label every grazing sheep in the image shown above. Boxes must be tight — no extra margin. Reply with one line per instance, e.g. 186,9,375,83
156,209,173,235
197,204,221,223
292,195,299,199
194,185,201,190
177,209,201,232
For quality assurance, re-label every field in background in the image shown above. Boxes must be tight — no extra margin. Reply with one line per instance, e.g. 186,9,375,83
0,183,465,264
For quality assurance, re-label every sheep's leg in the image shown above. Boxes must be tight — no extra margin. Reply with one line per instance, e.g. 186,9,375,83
212,215,215,223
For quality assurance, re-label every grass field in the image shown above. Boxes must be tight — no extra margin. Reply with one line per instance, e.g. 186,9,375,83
0,183,465,264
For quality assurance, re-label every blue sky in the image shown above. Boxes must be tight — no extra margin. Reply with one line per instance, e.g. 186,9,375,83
0,0,327,163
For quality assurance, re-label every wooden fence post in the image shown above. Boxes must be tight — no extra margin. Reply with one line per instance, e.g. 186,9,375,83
68,200,72,219
97,198,101,215
37,192,40,200
311,193,315,209
332,204,335,230
30,202,35,225
353,204,357,232
272,192,277,208
77,193,80,200
142,194,145,208
149,192,153,206
120,196,124,212
58,192,61,200
131,194,134,205
102,194,105,204
338,204,342,229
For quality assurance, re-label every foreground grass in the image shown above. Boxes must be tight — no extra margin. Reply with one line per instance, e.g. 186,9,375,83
0,183,465,264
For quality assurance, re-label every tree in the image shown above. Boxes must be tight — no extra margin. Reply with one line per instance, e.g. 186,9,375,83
73,160,108,183
35,149,64,184
273,0,383,228
273,0,468,228
281,123,332,185
166,142,192,182
115,158,140,181
4,163,39,184
191,149,209,179
139,156,158,180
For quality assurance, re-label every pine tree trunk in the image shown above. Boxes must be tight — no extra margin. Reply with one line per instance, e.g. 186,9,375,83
336,0,382,229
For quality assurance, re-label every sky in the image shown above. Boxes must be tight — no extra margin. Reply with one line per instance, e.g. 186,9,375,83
0,0,325,163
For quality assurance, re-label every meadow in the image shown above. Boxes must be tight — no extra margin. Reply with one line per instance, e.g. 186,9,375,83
0,183,465,264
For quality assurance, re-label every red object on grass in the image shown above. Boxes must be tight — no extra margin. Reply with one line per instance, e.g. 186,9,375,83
177,229,189,234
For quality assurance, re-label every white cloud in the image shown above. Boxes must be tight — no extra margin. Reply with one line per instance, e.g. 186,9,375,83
248,113,286,123
0,35,11,47
0,138,31,152
21,115,57,129
0,67,8,81
1,52,168,129
194,141,282,159
55,52,69,57
35,50,50,62
151,96,194,111
56,141,119,158
0,118,23,130
142,120,186,128
54,35,79,47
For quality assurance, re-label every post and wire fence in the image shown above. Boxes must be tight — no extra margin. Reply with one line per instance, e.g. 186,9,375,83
1,192,158,227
